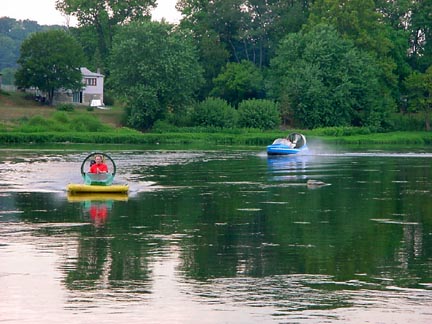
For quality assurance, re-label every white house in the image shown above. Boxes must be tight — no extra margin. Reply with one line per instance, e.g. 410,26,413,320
53,67,104,106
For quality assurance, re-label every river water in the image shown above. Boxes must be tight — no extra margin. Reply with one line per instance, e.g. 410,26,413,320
0,145,431,323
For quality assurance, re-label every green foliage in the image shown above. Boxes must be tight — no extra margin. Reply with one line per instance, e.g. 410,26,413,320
124,86,161,130
210,60,264,107
69,115,105,132
237,99,280,130
52,111,70,124
15,112,109,133
309,126,372,136
404,66,432,130
408,0,432,70
56,103,75,112
0,17,55,71
103,91,115,106
109,21,204,130
0,89,10,96
56,0,157,65
190,97,237,128
269,24,390,129
387,113,425,131
177,0,310,68
0,67,16,85
15,30,85,105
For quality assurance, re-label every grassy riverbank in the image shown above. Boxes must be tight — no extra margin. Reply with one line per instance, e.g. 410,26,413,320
1,90,432,146
2,128,432,146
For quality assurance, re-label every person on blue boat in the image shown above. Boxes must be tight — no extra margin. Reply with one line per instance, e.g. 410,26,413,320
90,155,108,174
282,137,295,148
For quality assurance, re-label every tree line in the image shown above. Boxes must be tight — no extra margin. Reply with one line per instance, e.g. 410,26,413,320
3,0,432,131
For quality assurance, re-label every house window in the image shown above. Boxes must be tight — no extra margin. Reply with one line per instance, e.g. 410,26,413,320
85,78,97,86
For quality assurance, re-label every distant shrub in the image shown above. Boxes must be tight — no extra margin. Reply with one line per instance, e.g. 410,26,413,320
237,99,280,130
103,92,115,106
52,111,70,124
191,97,238,128
56,103,74,111
27,115,50,127
152,120,177,132
70,115,108,132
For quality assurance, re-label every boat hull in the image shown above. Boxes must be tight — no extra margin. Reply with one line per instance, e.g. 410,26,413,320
67,183,129,194
267,144,308,155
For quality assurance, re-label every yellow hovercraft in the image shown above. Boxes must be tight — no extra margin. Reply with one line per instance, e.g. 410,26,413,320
67,152,129,194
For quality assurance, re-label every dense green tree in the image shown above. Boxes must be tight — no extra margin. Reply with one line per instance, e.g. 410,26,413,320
269,24,388,129
56,0,157,69
177,0,312,98
404,66,432,131
408,0,432,71
307,0,399,110
15,30,85,105
69,25,104,72
178,0,311,67
109,21,204,130
210,60,264,107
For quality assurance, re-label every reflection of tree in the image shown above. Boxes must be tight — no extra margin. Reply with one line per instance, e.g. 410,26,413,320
64,200,155,291
65,232,109,288
165,156,432,289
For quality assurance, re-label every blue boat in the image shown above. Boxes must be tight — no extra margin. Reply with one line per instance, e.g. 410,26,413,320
267,133,308,155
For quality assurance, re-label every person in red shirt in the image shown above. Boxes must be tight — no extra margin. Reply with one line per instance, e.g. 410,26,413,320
89,155,108,174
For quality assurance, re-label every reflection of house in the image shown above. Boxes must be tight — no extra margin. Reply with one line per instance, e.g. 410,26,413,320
54,67,104,106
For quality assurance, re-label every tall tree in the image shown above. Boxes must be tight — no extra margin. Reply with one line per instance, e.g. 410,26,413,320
56,0,157,68
405,66,432,131
269,24,389,129
109,21,204,130
178,0,311,67
15,30,85,105
307,0,399,111
177,0,312,98
210,60,264,107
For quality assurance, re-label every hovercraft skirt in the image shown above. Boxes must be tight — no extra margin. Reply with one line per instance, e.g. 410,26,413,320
67,183,129,194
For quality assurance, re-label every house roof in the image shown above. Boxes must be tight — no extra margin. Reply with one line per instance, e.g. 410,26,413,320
81,67,104,77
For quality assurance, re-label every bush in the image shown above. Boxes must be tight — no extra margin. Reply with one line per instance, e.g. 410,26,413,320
56,103,74,111
52,111,70,124
191,97,238,128
70,115,108,132
27,115,50,127
237,99,280,130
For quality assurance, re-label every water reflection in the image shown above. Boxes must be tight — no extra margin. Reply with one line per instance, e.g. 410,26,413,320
1,148,432,323
67,193,128,227
266,154,310,181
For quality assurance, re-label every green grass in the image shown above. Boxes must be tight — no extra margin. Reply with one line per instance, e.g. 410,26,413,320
1,90,432,146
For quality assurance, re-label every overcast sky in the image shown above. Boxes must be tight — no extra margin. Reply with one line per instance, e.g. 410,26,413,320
0,0,181,26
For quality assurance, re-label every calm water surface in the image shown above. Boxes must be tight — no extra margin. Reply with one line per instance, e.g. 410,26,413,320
0,145,431,323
